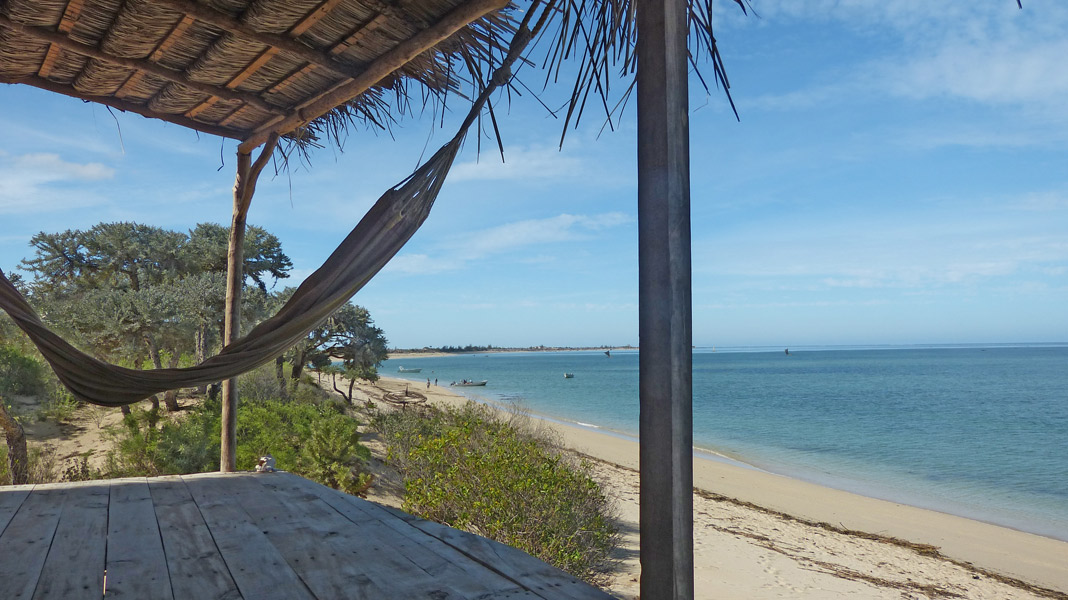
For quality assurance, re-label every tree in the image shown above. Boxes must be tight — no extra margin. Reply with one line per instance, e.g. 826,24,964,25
19,222,292,410
283,297,388,389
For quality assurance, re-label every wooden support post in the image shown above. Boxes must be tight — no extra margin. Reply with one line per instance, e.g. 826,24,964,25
219,134,278,473
637,0,694,597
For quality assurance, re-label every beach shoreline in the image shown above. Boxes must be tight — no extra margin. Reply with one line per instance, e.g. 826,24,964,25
375,375,1068,597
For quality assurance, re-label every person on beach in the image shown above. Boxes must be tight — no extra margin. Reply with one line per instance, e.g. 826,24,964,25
427,378,431,389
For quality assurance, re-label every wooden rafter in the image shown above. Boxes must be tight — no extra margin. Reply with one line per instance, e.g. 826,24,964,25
330,14,391,55
58,0,85,33
37,0,84,78
0,73,246,140
239,0,508,151
37,45,63,78
0,15,280,114
159,0,368,80
185,96,220,119
266,63,317,96
290,0,347,36
364,0,429,30
151,14,196,63
218,104,250,127
116,14,196,99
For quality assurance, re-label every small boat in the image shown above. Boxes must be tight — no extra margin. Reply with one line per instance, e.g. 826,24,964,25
451,380,488,387
397,367,422,373
564,373,574,379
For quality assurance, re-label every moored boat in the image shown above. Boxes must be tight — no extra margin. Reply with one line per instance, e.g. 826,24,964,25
564,373,574,378
451,379,487,387
397,367,422,373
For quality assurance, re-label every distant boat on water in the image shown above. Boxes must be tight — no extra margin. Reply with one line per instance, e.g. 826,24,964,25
451,379,487,387
398,367,422,373
564,373,575,379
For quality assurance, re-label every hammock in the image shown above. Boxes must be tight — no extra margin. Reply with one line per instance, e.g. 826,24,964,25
0,15,541,407
0,137,458,407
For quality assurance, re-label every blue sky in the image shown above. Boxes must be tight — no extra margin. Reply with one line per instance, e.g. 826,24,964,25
2,1,1066,349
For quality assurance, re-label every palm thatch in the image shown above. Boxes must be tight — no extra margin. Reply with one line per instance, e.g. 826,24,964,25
0,0,741,159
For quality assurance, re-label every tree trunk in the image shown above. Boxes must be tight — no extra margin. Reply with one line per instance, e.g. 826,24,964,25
143,336,163,413
163,352,181,411
347,377,357,403
332,373,346,399
195,323,209,394
290,351,305,382
0,399,28,485
275,355,287,396
221,134,277,473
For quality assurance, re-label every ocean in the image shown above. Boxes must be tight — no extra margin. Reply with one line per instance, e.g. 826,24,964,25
385,345,1068,541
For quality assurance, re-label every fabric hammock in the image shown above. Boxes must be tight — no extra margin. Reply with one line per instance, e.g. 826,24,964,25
0,137,458,407
0,17,539,407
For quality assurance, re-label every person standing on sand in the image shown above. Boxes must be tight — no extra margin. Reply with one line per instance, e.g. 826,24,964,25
434,378,438,386
427,378,431,389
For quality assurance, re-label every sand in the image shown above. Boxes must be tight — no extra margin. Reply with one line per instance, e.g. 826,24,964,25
11,377,1067,599
358,377,1068,600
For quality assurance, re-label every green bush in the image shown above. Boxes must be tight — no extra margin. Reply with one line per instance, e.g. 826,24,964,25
35,382,81,423
0,344,46,396
104,372,372,494
374,403,618,582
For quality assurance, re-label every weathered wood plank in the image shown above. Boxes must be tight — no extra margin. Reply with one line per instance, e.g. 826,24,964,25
148,476,241,600
215,474,388,599
309,491,536,598
106,479,174,599
282,474,604,599
32,483,108,600
182,474,315,600
238,473,500,599
0,484,71,599
405,516,616,600
0,484,33,536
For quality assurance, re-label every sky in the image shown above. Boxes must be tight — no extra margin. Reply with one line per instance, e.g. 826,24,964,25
1,1,1066,349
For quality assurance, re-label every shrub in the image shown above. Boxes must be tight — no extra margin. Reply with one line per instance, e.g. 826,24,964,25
0,344,46,396
0,444,62,486
35,382,81,423
374,403,618,582
104,374,373,495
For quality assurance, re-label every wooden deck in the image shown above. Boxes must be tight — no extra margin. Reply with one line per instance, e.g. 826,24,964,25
0,472,615,599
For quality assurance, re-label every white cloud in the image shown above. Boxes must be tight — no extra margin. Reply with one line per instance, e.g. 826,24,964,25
384,212,632,275
450,144,586,182
736,1,1068,140
0,152,115,214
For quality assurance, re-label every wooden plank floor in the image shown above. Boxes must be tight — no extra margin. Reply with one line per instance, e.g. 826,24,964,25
0,472,615,599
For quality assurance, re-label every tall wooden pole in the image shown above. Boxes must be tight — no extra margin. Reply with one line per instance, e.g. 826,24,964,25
637,0,694,597
220,135,278,472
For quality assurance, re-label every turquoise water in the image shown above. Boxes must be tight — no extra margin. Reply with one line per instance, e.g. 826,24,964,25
386,345,1068,541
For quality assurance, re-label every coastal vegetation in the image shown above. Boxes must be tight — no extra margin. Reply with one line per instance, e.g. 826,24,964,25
2,220,621,584
372,402,618,582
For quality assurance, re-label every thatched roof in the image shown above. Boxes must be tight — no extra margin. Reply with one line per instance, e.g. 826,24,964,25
0,0,740,156
0,0,514,152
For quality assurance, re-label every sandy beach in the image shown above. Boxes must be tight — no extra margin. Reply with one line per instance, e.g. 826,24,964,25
14,375,1067,599
357,377,1068,600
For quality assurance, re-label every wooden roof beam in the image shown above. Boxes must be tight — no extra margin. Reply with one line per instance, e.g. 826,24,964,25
238,0,508,152
0,14,280,114
290,0,347,37
158,0,367,80
0,74,246,141
37,0,84,78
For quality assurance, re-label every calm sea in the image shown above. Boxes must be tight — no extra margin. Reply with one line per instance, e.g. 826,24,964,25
386,345,1068,541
